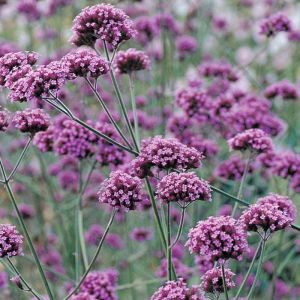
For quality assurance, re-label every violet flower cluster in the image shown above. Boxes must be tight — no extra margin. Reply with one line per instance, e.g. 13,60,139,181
0,224,23,258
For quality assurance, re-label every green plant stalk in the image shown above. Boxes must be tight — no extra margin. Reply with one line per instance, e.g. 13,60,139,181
85,77,132,149
102,42,139,151
170,206,185,248
166,203,172,281
7,258,43,300
234,240,262,299
221,264,229,300
64,210,116,300
128,73,140,147
0,159,55,300
232,153,252,217
247,234,267,299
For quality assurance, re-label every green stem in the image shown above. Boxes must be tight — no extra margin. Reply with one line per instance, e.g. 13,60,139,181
210,185,249,206
0,159,55,300
8,137,32,181
247,234,267,299
221,264,229,300
234,240,262,299
170,207,185,248
232,153,252,217
102,41,139,151
64,210,116,300
85,77,133,149
166,203,172,281
128,73,140,147
7,258,43,300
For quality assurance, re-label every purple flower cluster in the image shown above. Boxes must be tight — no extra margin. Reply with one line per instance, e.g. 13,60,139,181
53,119,97,159
62,49,109,78
216,155,254,181
156,172,211,205
85,224,104,246
239,194,296,232
77,269,118,300
186,216,248,262
9,61,69,102
176,35,198,59
129,227,152,242
131,136,203,178
0,51,38,87
176,88,211,123
264,80,299,100
114,48,150,74
134,17,159,46
17,0,41,21
0,224,23,258
260,13,292,37
12,108,50,135
33,126,54,152
0,109,9,132
151,278,206,300
95,122,129,167
71,4,136,48
198,60,238,82
201,267,235,293
98,171,143,211
228,128,273,154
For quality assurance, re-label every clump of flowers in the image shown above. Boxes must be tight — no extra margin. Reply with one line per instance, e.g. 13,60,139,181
78,269,118,300
114,48,150,74
239,194,296,233
198,60,238,81
186,216,248,262
175,35,198,60
12,108,50,135
201,267,235,293
260,13,292,37
71,4,136,48
0,109,10,132
131,136,203,178
176,88,211,123
151,278,206,300
53,119,97,159
62,49,109,78
129,227,152,242
156,172,212,205
33,126,54,152
0,224,23,258
228,128,273,154
98,171,143,211
264,80,299,100
9,61,69,102
0,51,38,87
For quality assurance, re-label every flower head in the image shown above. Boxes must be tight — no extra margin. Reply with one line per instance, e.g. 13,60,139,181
131,136,203,178
151,278,206,300
0,109,10,132
0,224,23,258
12,108,50,135
239,194,296,232
228,129,273,154
260,13,292,37
201,267,235,293
62,49,109,78
186,216,248,262
176,35,198,59
264,80,299,100
129,227,152,242
114,48,150,74
33,126,54,152
79,269,118,300
98,171,143,211
156,172,211,205
71,4,136,48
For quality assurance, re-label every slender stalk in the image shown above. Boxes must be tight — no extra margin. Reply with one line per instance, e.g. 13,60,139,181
8,137,32,181
128,74,140,147
231,153,252,217
221,264,229,300
7,258,43,300
166,203,172,281
116,278,163,290
102,41,139,151
247,234,267,299
0,159,55,300
170,207,185,248
210,185,249,206
85,77,133,149
64,210,116,300
234,240,262,299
